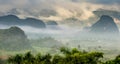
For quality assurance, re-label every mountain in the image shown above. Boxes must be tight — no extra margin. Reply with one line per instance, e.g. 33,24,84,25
90,15,119,34
22,18,46,28
0,15,46,28
0,15,20,25
0,26,32,51
46,21,60,30
46,21,58,25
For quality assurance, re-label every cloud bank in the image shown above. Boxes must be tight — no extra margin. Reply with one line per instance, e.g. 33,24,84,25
0,0,119,23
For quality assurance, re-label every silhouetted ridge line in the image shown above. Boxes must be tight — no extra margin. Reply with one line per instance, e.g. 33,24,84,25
0,15,46,28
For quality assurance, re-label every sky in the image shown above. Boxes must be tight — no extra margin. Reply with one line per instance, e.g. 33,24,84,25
0,0,120,22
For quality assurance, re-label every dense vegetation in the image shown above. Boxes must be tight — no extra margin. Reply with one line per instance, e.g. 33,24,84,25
30,37,62,48
3,47,120,64
0,26,32,51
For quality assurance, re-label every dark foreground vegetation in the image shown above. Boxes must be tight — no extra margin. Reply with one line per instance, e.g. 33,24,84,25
0,48,118,64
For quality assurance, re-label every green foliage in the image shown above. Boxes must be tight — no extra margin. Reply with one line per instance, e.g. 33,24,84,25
104,54,120,64
8,48,104,64
0,26,32,51
8,54,23,64
30,37,62,48
6,47,120,64
0,58,6,64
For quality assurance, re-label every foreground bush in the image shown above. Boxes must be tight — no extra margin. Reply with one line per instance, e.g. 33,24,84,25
7,47,120,64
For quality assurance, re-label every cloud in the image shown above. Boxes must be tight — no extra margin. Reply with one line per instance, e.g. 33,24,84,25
0,0,119,22
38,1,103,21
71,0,120,4
89,0,120,4
0,0,28,7
0,0,28,12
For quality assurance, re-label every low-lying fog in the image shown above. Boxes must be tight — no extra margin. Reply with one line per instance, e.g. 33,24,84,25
1,25,120,58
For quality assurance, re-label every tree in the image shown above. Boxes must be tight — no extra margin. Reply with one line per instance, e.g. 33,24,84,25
8,54,23,64
8,48,105,64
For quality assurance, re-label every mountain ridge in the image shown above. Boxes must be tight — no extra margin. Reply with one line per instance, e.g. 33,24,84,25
90,15,119,34
0,15,46,28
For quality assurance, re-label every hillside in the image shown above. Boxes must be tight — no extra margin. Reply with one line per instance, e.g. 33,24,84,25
0,26,32,51
90,15,119,34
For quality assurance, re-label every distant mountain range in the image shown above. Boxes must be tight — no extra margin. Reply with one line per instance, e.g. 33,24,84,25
0,15,46,28
46,21,60,30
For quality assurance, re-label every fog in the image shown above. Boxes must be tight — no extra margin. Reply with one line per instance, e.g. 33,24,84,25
0,24,120,58
20,25,120,52
0,0,120,60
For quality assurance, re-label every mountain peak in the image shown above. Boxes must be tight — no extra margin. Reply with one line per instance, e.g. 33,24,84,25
90,15,119,34
100,15,113,22
0,26,32,51
0,15,46,28
46,21,58,25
